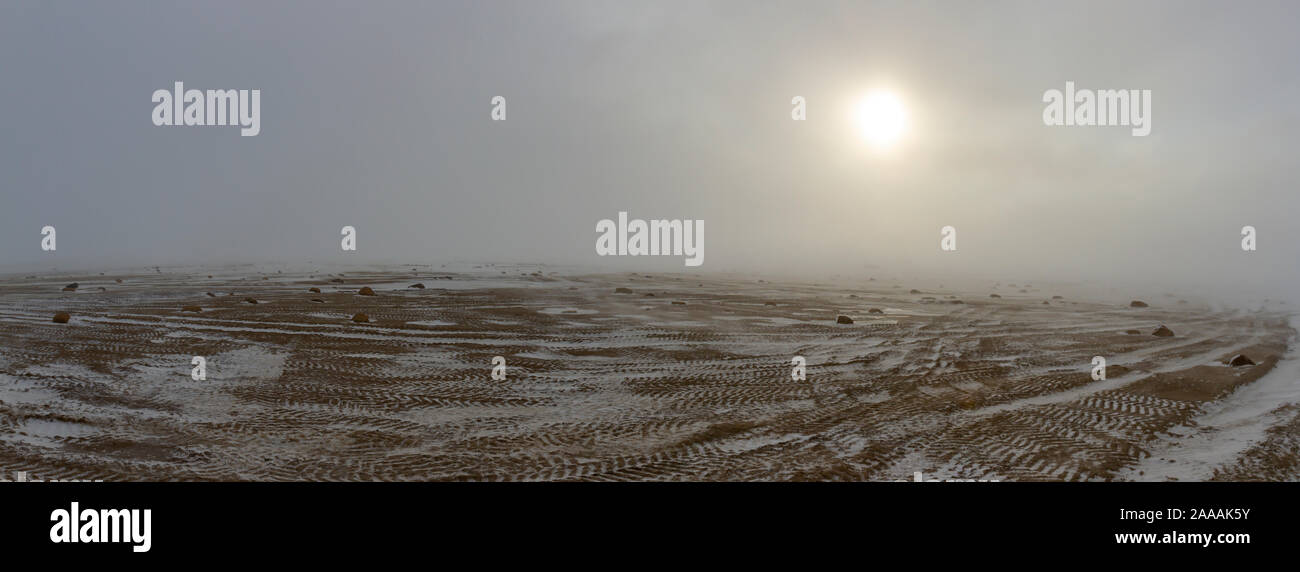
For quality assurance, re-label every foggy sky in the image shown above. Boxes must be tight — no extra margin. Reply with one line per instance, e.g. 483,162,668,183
2,1,1298,300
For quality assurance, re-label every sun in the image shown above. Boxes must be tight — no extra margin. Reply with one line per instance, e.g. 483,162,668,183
854,91,907,148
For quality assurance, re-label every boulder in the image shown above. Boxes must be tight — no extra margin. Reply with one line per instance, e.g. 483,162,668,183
52,312,70,324
309,287,321,293
310,298,325,304
615,287,633,294
836,315,854,324
1228,354,1255,367
244,298,258,304
1130,300,1149,308
62,282,78,292
182,305,202,313
867,308,884,314
1125,329,1141,335
1152,325,1174,337
351,313,370,323
989,293,1001,298
409,283,425,289
358,287,376,296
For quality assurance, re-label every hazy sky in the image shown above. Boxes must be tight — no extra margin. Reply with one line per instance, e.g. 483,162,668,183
2,1,1298,298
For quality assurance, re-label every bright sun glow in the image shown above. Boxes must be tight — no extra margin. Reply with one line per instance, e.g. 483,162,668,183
854,91,907,148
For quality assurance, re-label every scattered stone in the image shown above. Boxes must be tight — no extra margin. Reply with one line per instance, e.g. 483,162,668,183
351,313,370,323
836,315,854,324
1228,354,1255,367
309,287,321,293
1130,300,1149,308
1152,325,1174,337
52,312,70,324
409,283,425,289
357,287,376,296
182,305,202,312
867,308,884,314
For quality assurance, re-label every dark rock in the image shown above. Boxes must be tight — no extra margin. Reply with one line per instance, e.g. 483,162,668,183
867,308,884,314
310,299,325,304
309,287,321,293
989,293,1001,298
1152,325,1174,337
409,283,425,289
244,298,258,304
52,312,70,324
351,313,369,323
1125,329,1141,335
836,315,854,324
1228,354,1255,367
357,287,376,296
1130,300,1149,308
615,287,633,294
62,282,78,291
182,305,202,312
